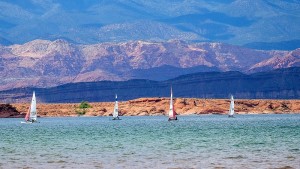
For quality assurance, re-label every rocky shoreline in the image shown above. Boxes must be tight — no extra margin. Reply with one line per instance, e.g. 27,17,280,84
1,98,299,118
0,104,25,118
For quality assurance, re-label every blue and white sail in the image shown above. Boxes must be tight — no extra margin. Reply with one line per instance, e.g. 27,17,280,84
229,95,234,117
113,94,119,119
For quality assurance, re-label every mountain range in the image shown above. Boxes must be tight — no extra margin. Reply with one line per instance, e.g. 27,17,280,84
0,0,300,50
0,39,299,91
1,67,299,103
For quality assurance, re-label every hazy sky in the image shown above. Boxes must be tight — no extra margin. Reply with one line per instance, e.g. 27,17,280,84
0,0,299,45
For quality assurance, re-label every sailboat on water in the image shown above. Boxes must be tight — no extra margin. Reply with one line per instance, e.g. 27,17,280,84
168,87,177,121
112,94,121,120
21,91,38,124
228,95,235,118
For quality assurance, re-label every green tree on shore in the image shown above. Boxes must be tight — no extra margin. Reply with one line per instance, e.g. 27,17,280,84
76,101,92,116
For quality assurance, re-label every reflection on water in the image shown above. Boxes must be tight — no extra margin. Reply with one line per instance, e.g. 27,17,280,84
0,114,299,169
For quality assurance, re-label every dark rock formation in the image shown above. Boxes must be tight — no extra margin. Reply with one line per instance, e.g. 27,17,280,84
0,104,24,118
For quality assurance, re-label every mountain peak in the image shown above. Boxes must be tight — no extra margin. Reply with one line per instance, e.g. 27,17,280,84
0,39,299,90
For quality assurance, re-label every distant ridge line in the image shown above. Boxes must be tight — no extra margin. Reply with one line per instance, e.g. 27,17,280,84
0,67,299,103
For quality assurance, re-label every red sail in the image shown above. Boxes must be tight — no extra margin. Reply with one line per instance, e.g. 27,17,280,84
173,107,176,118
25,107,30,121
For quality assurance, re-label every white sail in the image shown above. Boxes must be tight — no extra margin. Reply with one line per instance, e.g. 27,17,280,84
113,94,118,118
229,95,234,116
30,91,37,121
168,87,173,118
168,86,177,120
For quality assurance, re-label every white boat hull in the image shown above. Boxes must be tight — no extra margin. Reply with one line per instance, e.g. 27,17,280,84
21,120,39,124
21,121,33,124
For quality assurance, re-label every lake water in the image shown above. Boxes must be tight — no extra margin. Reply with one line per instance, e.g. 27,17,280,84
0,114,299,169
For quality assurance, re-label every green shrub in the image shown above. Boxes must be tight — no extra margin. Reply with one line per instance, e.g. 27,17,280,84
76,101,92,116
79,101,92,109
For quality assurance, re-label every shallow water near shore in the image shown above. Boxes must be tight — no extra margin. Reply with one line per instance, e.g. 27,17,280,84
0,114,299,169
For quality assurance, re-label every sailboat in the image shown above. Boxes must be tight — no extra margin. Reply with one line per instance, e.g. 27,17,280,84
22,91,38,123
112,94,121,120
168,87,177,121
228,95,234,118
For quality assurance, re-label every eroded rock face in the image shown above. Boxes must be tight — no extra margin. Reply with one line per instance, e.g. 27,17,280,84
0,104,24,118
10,98,300,117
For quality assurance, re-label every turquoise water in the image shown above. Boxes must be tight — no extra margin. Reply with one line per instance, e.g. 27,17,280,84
0,115,299,169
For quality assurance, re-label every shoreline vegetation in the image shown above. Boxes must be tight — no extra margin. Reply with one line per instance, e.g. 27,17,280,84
1,98,300,118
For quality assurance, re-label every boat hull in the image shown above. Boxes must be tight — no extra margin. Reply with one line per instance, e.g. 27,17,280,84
168,117,178,121
21,121,33,124
21,120,39,124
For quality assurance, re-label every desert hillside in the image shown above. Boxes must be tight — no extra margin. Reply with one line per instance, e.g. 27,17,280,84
6,98,300,117
1,39,299,91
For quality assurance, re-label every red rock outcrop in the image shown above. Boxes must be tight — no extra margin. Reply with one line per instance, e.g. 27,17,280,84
0,104,24,118
9,98,300,117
